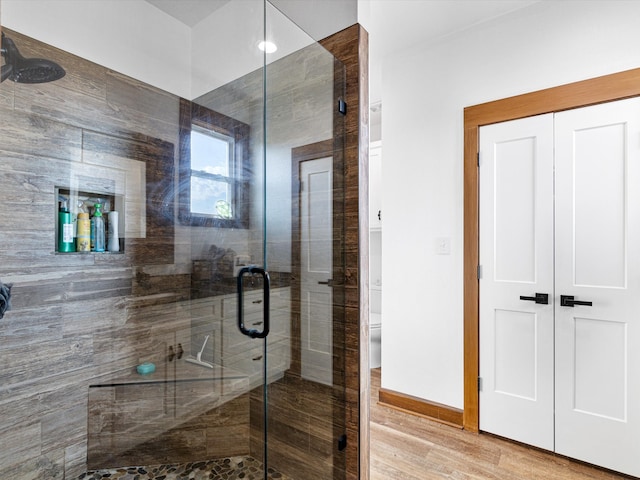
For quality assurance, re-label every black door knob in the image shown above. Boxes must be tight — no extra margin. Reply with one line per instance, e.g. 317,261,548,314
560,295,593,307
519,293,549,304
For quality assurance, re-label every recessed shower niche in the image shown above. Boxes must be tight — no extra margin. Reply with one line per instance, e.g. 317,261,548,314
55,186,125,254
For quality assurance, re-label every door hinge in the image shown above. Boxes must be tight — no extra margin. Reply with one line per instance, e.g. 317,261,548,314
478,377,482,391
337,433,347,451
338,99,347,115
477,152,480,167
299,180,304,192
477,265,482,280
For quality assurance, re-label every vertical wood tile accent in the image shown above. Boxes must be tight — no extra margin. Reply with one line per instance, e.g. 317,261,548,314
321,23,370,480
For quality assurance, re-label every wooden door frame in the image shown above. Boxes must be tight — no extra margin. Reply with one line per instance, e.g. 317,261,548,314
463,67,640,432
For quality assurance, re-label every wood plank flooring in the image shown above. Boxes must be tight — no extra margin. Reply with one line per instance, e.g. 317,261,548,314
369,369,634,480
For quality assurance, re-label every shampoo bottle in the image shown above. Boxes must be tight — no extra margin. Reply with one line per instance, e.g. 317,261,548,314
90,206,95,251
58,200,75,253
76,212,91,252
93,203,105,252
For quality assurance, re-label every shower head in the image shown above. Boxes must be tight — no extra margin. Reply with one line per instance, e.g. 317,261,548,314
1,33,65,84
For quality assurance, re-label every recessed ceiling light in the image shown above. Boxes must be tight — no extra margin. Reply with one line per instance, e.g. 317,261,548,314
258,41,277,54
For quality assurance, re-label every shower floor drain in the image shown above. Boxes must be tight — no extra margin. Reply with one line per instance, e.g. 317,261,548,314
79,456,290,480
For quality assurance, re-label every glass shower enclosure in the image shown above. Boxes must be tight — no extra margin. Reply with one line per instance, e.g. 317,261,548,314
0,1,348,479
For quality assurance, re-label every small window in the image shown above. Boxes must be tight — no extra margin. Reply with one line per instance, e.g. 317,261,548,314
179,99,250,228
189,126,234,217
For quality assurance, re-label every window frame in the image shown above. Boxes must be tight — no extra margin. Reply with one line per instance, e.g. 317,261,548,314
178,98,250,228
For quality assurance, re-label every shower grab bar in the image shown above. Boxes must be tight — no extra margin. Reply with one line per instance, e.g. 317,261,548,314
237,266,270,339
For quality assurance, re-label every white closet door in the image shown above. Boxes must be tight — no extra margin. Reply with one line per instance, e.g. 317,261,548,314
554,97,640,477
479,114,555,450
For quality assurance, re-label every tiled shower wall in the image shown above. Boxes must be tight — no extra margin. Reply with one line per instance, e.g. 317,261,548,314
0,25,366,480
0,28,188,479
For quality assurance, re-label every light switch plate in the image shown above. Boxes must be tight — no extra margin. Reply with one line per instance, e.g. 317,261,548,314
435,236,451,255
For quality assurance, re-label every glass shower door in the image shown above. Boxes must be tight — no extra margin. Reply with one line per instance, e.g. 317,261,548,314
261,3,348,479
186,1,348,478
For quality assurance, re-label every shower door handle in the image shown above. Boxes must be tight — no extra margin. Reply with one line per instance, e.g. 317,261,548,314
237,266,270,339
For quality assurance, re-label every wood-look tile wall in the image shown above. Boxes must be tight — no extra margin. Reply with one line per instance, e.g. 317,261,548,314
0,23,366,480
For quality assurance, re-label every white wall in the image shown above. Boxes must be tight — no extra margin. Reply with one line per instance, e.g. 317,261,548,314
381,0,640,409
1,0,192,98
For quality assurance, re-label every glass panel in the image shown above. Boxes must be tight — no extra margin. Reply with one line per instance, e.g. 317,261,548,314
262,3,347,479
0,1,346,479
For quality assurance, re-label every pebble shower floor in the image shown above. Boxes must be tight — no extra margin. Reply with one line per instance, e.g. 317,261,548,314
79,456,290,480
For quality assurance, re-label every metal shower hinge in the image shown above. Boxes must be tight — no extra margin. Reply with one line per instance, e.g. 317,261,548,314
338,99,347,115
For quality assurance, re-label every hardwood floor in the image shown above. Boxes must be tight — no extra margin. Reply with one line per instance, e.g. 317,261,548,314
369,369,634,480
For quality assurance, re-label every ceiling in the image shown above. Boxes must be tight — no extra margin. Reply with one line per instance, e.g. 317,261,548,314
145,0,232,27
144,0,539,105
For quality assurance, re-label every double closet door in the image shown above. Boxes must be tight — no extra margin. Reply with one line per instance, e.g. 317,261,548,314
479,97,640,477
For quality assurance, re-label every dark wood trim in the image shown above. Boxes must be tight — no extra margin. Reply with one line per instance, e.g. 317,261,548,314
178,98,250,229
320,23,369,480
357,25,371,480
463,67,640,432
379,388,464,428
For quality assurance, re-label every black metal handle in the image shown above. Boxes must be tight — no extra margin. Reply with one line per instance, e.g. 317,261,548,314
237,266,270,339
519,293,549,305
561,295,593,307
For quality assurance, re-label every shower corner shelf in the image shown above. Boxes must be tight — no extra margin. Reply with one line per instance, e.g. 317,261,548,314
88,360,248,388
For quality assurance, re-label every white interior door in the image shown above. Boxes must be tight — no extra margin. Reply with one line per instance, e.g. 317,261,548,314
300,157,333,385
480,97,640,477
479,114,555,450
554,98,640,477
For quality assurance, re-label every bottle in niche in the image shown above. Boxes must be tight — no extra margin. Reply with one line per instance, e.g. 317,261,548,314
90,205,95,251
93,203,105,252
58,200,75,253
77,212,91,252
108,210,119,252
